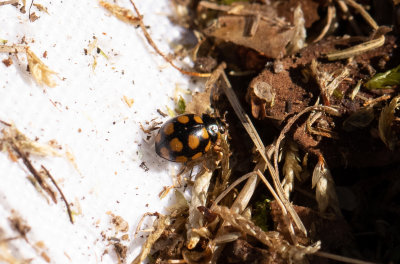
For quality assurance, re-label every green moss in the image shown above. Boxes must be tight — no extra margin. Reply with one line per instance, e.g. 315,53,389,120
252,197,271,231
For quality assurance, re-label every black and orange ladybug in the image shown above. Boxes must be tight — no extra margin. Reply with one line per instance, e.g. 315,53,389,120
155,114,224,162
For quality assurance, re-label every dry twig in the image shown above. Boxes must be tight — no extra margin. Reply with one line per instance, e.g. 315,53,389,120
100,0,211,77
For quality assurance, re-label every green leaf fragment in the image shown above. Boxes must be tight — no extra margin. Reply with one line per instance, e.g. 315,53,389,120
365,65,400,90
175,96,186,114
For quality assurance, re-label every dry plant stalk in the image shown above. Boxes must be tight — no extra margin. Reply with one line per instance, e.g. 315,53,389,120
213,62,307,237
340,0,379,30
99,0,211,77
0,123,73,223
326,34,385,61
327,1,383,60
313,5,336,43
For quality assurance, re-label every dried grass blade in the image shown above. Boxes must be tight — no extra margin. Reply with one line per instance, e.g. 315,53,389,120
326,35,385,61
315,251,379,264
256,170,297,244
342,0,379,30
313,5,335,43
216,62,308,236
128,0,210,77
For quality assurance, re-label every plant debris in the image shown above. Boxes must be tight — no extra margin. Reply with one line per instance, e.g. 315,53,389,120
107,1,400,263
0,122,74,223
0,45,57,87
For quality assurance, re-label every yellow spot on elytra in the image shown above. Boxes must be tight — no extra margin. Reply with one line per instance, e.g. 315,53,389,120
159,147,170,159
175,156,187,163
188,134,200,150
163,123,174,135
193,115,203,124
170,138,183,152
177,115,189,124
204,140,211,152
201,128,209,139
191,152,202,160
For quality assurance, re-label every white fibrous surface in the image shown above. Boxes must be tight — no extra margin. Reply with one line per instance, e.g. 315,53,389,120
0,1,199,263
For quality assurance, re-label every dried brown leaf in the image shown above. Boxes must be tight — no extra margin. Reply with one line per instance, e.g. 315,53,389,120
204,15,295,58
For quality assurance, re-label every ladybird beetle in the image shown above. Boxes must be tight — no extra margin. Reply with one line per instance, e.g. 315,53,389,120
155,114,224,163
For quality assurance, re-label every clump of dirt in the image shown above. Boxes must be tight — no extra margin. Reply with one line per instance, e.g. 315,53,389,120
132,1,400,263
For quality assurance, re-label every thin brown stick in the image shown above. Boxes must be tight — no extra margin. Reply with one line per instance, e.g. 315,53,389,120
0,120,12,126
41,165,74,224
313,5,335,43
336,0,362,35
129,1,211,78
341,0,379,30
10,141,57,203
